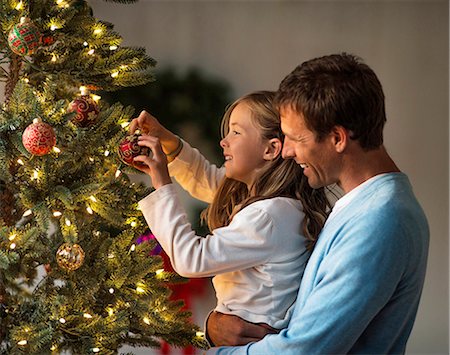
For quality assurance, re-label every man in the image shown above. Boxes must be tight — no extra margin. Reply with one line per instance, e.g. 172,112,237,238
206,53,429,354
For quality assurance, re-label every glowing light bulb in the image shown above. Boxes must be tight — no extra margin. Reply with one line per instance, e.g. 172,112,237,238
104,150,110,156
17,158,24,165
115,169,122,178
65,218,71,226
155,269,164,277
23,210,32,217
92,348,100,353
109,45,118,51
59,318,66,323
196,331,205,337
109,288,114,294
9,234,16,241
53,211,62,217
83,313,92,318
83,41,88,47
136,286,145,294
120,121,130,128
51,54,57,62
130,244,136,251
87,49,95,55
111,71,119,78
93,28,102,35
10,243,16,249
90,196,97,202
92,94,101,102
15,1,23,10
143,317,150,325
130,221,137,227
17,340,27,346
86,207,93,214
53,146,61,153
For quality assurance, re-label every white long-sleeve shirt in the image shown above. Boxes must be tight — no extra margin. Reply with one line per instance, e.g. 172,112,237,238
138,141,310,329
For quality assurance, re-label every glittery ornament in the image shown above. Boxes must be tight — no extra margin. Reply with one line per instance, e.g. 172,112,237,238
67,95,99,128
56,243,85,271
22,121,56,156
8,20,41,56
117,133,152,166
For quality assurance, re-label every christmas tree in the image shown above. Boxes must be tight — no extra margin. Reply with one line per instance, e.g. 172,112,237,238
0,0,208,353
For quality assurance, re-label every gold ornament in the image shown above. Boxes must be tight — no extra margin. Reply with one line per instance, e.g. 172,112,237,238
56,243,85,271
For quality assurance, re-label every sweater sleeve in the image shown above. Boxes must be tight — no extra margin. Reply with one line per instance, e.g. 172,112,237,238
139,184,276,278
167,140,225,203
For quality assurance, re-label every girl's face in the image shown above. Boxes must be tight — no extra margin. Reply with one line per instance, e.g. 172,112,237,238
220,102,269,188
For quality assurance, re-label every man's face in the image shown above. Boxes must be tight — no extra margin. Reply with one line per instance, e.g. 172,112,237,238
280,106,340,189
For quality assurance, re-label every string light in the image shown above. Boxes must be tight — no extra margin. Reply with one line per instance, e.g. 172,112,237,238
109,45,118,51
32,170,39,180
120,121,130,128
9,234,16,241
50,345,57,351
111,70,119,78
10,243,16,250
104,150,110,156
53,211,62,217
83,313,93,318
93,28,102,35
143,317,150,325
109,288,114,294
65,218,71,226
14,1,23,10
53,146,61,153
17,158,24,165
130,244,136,252
106,307,114,316
83,41,88,47
23,210,32,217
86,206,93,214
51,54,57,62
136,282,145,294
87,49,95,55
92,94,101,102
92,348,100,353
59,318,66,323
17,340,27,346
155,269,164,277
115,169,122,178
108,253,115,259
130,221,137,227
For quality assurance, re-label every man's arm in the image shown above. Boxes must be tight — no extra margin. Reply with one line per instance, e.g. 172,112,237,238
206,311,276,346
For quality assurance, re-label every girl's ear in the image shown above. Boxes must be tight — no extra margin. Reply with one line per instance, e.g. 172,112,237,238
263,138,283,160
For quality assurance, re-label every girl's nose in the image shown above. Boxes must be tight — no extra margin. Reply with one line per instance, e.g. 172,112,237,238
220,137,228,148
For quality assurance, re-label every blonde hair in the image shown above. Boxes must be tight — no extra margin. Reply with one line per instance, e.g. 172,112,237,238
202,91,329,249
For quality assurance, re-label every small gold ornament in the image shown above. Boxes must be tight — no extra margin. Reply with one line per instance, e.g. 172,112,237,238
56,243,85,271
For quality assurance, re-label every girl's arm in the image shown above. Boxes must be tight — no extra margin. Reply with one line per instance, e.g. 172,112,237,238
131,111,224,202
138,183,277,278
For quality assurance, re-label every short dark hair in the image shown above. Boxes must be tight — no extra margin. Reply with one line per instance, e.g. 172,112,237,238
276,53,386,150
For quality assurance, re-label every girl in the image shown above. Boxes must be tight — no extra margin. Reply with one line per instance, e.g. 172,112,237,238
130,91,329,338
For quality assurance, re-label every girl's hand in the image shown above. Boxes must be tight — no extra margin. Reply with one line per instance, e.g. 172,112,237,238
129,111,180,162
132,135,172,189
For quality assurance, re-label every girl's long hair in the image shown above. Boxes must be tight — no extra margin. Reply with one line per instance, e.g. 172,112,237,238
202,91,330,250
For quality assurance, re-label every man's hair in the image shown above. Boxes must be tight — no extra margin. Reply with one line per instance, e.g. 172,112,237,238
203,91,330,249
276,53,386,150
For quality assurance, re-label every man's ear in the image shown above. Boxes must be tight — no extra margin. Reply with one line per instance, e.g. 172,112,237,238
331,125,351,153
263,138,283,160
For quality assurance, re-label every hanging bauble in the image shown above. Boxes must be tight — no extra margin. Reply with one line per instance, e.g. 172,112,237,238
22,120,56,156
56,242,85,271
67,95,99,128
117,133,152,166
8,19,41,56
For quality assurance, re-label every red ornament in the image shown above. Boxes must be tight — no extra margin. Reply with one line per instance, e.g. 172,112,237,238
67,95,99,128
8,20,41,56
22,121,56,156
117,133,151,166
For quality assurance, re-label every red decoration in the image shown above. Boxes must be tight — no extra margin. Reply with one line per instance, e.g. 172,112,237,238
22,121,56,156
117,133,151,165
8,20,41,56
67,95,99,128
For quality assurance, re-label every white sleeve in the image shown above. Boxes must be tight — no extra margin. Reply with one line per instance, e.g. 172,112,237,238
167,140,225,203
138,184,276,278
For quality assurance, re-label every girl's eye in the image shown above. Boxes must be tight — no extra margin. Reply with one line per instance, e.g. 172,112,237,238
232,130,240,135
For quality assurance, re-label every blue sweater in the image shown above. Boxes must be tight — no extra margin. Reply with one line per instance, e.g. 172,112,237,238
211,173,429,354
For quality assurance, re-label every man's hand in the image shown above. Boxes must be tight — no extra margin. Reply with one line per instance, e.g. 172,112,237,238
206,311,277,346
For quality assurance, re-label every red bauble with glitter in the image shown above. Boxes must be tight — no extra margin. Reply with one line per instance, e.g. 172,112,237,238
117,133,152,166
67,95,99,128
8,20,41,56
22,121,56,156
